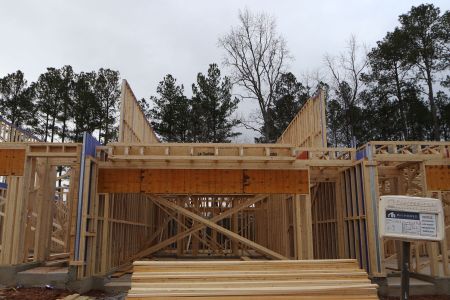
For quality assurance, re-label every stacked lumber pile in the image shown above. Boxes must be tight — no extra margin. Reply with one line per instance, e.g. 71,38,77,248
127,259,379,299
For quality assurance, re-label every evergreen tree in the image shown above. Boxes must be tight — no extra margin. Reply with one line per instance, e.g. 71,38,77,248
269,72,309,142
191,64,240,142
150,75,192,142
327,99,346,147
398,4,450,140
361,31,430,141
35,68,64,142
58,65,75,143
138,98,152,120
362,29,414,140
93,68,120,145
0,70,35,130
71,72,101,142
438,76,450,139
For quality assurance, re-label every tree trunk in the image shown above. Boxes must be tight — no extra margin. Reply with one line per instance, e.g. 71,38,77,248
50,116,56,142
425,68,439,140
45,114,49,142
394,64,408,140
105,104,110,145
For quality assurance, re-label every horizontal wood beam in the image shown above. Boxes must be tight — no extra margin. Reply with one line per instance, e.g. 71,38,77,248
98,169,309,194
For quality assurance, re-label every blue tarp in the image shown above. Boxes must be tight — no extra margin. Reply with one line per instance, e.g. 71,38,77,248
74,132,100,261
83,132,101,157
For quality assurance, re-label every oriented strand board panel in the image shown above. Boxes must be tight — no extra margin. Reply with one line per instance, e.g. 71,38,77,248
277,90,327,147
99,169,309,194
0,149,25,176
118,80,159,144
426,165,450,190
141,169,243,194
98,169,142,193
243,170,309,194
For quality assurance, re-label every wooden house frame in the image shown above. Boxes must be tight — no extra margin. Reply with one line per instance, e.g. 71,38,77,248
0,80,448,284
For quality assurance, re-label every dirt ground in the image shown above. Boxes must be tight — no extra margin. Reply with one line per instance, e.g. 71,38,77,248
0,287,71,300
0,287,125,300
380,296,450,300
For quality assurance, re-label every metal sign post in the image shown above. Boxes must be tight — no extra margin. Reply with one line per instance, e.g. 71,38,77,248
401,241,410,300
379,196,445,300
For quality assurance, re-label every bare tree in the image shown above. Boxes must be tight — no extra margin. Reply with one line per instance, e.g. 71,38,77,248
219,9,290,141
324,35,368,146
325,36,368,108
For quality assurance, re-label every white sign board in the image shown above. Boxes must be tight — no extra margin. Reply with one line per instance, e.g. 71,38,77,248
379,196,444,241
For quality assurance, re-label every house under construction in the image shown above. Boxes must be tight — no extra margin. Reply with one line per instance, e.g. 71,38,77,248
0,80,449,299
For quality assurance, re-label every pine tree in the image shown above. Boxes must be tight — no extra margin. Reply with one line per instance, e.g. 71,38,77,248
57,65,75,143
35,68,63,142
150,75,192,142
0,70,35,131
191,64,240,142
93,68,120,145
399,4,449,140
71,72,101,142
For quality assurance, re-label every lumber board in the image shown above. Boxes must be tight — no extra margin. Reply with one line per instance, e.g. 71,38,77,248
127,260,378,299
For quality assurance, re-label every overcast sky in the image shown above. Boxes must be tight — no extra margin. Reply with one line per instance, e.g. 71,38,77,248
1,0,448,141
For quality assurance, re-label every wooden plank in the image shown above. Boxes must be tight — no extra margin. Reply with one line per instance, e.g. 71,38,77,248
293,195,302,259
128,259,378,299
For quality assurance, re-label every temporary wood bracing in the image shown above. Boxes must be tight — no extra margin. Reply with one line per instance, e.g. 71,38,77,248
0,83,449,289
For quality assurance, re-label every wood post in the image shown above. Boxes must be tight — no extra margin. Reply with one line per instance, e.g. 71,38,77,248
363,161,383,276
34,158,56,261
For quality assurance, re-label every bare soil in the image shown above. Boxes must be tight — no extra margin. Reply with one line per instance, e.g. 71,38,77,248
380,296,450,300
0,287,71,300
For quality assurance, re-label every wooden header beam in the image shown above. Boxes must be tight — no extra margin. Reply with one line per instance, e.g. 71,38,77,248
97,168,309,194
118,80,159,144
